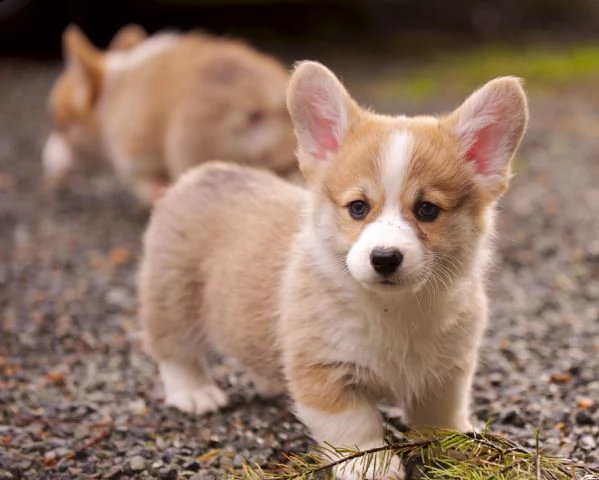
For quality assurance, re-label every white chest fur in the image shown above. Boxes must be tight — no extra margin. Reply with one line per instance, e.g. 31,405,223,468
307,275,481,404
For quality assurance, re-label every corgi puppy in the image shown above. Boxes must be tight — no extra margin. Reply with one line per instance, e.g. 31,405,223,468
138,62,528,479
42,24,297,207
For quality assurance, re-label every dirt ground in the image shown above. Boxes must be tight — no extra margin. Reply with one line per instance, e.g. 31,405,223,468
0,55,598,479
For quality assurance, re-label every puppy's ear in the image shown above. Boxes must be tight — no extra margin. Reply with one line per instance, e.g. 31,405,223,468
108,24,148,51
62,24,105,110
446,76,529,195
287,61,357,170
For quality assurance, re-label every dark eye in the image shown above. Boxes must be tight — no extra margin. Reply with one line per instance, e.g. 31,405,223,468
348,200,370,220
414,201,440,222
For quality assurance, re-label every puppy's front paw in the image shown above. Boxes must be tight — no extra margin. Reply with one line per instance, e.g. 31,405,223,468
164,384,228,415
334,453,404,480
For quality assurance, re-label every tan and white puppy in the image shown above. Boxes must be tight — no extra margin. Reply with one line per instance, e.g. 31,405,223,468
42,24,297,207
138,62,528,479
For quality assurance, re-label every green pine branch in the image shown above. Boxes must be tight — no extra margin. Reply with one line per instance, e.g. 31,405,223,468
227,428,599,480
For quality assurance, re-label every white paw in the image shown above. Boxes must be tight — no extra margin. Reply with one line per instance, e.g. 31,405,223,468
333,454,404,480
164,384,228,415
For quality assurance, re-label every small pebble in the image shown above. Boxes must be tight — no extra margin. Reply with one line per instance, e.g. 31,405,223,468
579,435,597,452
575,410,596,426
129,455,146,472
500,408,526,428
158,468,178,480
183,460,200,472
233,454,245,469
103,465,124,479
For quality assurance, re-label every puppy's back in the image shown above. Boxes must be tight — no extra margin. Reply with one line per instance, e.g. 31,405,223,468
139,162,305,379
102,33,296,181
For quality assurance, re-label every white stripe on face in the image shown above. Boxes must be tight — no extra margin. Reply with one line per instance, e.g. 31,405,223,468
382,130,412,213
346,130,423,286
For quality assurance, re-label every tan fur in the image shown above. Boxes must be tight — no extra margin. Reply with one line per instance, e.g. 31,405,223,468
138,62,528,479
139,163,304,401
43,25,298,206
108,24,148,51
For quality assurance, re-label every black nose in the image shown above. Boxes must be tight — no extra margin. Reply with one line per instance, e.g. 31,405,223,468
370,248,403,276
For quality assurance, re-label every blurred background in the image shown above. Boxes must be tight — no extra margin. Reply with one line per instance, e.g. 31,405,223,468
1,1,598,479
2,0,599,57
3,0,599,111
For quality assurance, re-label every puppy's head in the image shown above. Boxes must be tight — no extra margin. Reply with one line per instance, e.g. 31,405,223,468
287,62,528,293
42,24,147,188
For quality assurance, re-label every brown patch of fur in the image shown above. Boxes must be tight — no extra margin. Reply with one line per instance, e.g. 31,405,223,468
48,71,98,132
399,122,479,249
63,25,106,108
287,360,364,413
47,25,108,133
321,117,395,247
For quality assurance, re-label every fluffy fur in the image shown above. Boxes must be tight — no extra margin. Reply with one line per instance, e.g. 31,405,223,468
138,61,528,479
42,24,298,207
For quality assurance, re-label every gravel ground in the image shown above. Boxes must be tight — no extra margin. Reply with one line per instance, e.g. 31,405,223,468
0,57,598,480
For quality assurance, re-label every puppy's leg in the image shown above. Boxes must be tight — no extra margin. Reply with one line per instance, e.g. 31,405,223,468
159,357,227,415
139,239,227,416
289,364,404,480
142,293,228,415
247,371,286,399
405,359,476,432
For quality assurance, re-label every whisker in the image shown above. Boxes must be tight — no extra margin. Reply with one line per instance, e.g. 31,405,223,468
434,263,455,289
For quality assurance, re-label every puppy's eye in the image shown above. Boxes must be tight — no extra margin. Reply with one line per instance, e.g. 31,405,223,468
414,201,440,222
347,200,370,220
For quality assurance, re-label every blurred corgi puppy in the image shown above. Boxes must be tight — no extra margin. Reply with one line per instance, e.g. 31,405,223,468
138,62,528,479
42,24,297,207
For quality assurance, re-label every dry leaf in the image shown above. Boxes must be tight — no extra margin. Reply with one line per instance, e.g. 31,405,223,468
576,397,595,410
47,371,65,383
197,448,221,463
550,372,573,384
109,247,132,266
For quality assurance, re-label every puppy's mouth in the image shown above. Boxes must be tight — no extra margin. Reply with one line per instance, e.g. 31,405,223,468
366,272,424,291
361,276,406,291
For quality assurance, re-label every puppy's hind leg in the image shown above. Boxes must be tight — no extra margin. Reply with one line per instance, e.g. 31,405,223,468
139,240,227,416
159,356,228,415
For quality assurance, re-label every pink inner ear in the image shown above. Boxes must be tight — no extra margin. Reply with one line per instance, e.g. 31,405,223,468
465,123,496,175
312,117,339,159
306,88,340,160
